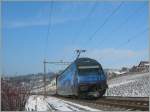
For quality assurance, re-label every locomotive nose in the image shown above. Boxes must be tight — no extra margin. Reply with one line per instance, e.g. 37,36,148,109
78,74,108,93
78,74,99,84
78,74,99,92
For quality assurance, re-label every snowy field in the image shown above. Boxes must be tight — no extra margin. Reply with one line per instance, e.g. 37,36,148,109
25,95,100,111
105,73,150,97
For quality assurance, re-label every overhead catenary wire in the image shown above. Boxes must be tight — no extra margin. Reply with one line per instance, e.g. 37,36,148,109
71,2,98,45
88,2,148,62
99,27,149,60
87,2,124,41
81,2,124,52
96,3,146,47
81,2,148,61
116,27,149,49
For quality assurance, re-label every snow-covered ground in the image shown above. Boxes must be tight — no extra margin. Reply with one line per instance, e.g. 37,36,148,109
25,95,100,111
105,73,150,97
31,83,56,94
31,78,56,94
25,95,48,111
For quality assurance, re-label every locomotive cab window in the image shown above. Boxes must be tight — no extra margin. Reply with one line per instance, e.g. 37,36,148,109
78,65,100,74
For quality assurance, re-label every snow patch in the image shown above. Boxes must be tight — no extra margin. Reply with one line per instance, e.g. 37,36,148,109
108,80,136,88
25,95,100,111
105,73,150,97
25,95,49,111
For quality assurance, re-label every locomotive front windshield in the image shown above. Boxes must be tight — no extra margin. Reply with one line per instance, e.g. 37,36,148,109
78,65,102,74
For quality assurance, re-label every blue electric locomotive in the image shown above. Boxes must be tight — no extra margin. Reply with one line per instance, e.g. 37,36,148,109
56,57,108,98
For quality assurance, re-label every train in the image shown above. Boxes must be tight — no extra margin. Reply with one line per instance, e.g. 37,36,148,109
50,57,108,98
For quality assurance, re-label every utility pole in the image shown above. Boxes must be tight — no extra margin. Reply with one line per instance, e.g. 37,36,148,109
43,59,47,98
75,49,86,59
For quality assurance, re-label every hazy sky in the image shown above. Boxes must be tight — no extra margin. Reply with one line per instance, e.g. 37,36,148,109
2,1,149,76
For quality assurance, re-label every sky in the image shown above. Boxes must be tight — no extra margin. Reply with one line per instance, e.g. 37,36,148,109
2,1,149,76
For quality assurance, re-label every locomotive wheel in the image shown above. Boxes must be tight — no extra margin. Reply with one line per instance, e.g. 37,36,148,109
99,89,106,97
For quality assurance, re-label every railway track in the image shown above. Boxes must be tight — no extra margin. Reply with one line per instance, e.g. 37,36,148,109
84,96,149,111
54,95,149,111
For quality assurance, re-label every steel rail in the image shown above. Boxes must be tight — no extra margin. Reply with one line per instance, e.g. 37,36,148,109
92,99,149,111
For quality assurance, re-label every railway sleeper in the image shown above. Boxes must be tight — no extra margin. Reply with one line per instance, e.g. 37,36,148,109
95,101,149,111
